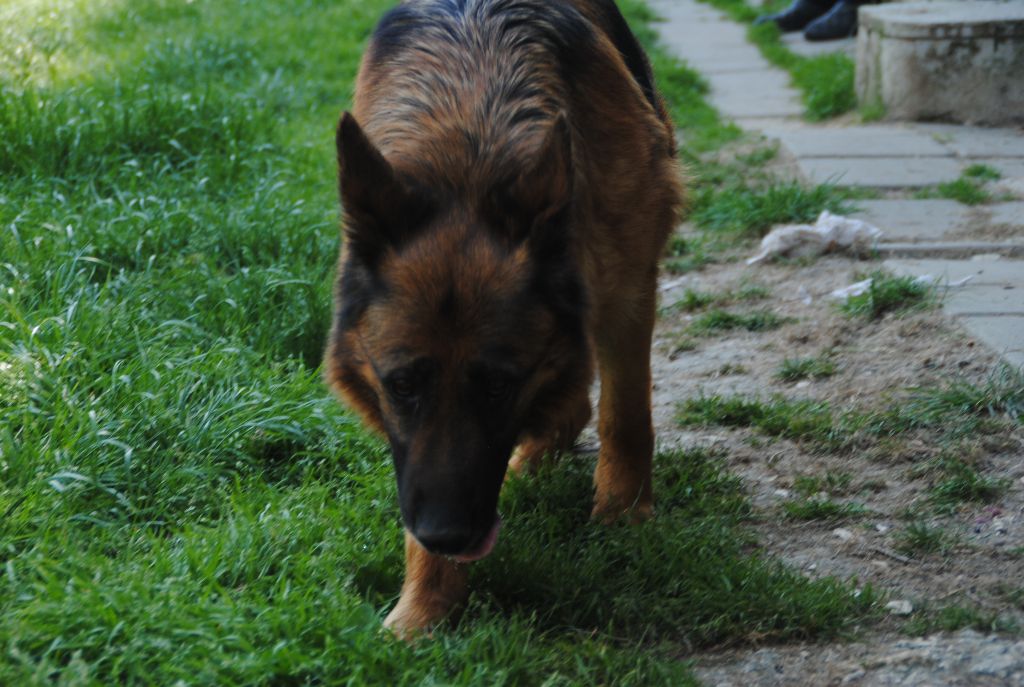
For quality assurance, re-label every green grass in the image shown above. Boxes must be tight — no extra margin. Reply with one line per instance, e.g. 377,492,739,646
903,605,1019,637
838,271,938,320
915,165,1002,206
964,164,1002,182
678,366,1024,456
894,522,958,557
776,355,837,382
678,396,836,444
662,283,770,314
793,472,852,498
928,456,1008,513
692,181,854,236
782,498,867,522
688,308,792,335
0,0,881,683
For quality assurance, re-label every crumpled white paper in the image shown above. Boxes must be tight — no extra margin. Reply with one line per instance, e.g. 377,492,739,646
746,211,883,265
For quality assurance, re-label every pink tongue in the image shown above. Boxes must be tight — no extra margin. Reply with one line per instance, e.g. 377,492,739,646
453,517,501,563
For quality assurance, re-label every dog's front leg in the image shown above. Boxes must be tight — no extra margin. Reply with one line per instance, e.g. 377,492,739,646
591,286,657,524
384,530,469,637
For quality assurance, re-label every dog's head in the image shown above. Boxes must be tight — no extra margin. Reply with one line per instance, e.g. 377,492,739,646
325,113,590,559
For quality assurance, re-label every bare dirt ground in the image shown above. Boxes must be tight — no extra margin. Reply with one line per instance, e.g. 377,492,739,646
647,240,1024,685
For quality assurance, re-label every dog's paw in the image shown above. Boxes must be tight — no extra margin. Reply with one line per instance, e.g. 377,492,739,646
506,438,553,477
590,498,653,525
383,596,450,641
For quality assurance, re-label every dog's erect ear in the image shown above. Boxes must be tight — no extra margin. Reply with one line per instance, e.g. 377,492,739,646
336,112,428,260
489,114,573,243
513,114,573,226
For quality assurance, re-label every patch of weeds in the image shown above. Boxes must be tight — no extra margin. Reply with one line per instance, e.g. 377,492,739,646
859,101,886,122
793,472,852,497
928,456,1008,513
688,308,792,335
663,236,717,275
963,164,1002,182
916,166,1001,206
733,282,772,302
838,271,938,320
894,522,958,557
663,283,771,314
904,605,1020,636
782,497,867,522
936,177,991,205
737,145,778,167
996,585,1024,611
692,181,853,236
908,365,1024,423
678,395,836,444
854,369,1024,444
666,289,716,313
682,367,1023,456
715,363,748,376
776,355,836,382
668,336,700,359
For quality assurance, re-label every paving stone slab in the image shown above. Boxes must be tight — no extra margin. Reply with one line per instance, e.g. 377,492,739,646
681,45,775,75
976,159,1024,180
912,124,1024,158
763,125,952,158
797,156,963,187
945,286,1024,316
707,70,803,119
989,203,1024,228
884,257,1024,287
959,315,1024,368
851,199,970,241
847,198,966,241
649,0,752,52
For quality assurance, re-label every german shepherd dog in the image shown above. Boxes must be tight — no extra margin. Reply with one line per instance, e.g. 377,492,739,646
325,0,683,634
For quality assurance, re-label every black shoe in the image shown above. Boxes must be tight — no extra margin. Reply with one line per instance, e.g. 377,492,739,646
803,0,860,41
753,0,836,33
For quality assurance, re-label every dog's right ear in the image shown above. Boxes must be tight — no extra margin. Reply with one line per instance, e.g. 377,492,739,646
336,112,427,260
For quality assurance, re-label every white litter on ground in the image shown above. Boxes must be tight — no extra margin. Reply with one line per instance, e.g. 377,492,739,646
746,211,883,265
829,274,974,301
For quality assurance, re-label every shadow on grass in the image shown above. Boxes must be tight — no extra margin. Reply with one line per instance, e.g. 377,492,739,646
455,449,877,649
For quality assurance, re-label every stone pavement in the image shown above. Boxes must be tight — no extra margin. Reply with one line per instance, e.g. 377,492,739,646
649,0,1024,369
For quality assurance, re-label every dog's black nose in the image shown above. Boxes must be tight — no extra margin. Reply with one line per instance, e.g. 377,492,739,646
412,524,476,556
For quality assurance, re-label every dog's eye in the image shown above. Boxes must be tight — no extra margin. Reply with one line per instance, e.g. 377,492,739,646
484,375,511,401
387,375,417,401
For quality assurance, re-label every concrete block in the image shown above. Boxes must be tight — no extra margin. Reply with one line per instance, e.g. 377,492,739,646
960,315,1024,367
707,70,803,119
764,125,951,158
912,124,1024,158
976,159,1024,180
945,286,1024,316
856,2,1024,126
851,199,971,241
989,203,1024,229
884,257,1024,287
683,45,775,75
797,156,963,187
